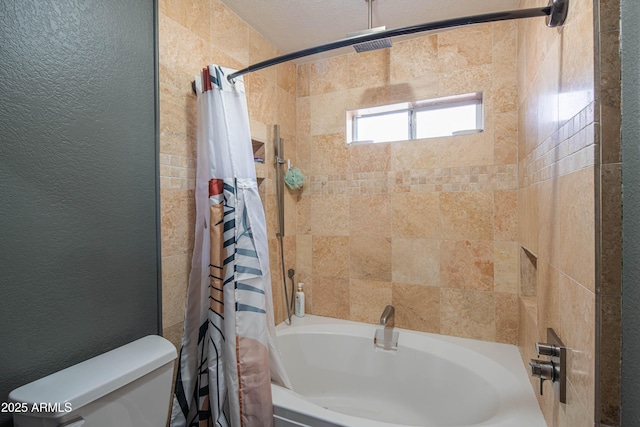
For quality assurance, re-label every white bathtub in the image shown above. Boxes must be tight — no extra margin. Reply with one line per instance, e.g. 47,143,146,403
272,315,546,427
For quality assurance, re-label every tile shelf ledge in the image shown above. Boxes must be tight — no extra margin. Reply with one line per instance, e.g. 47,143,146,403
252,138,267,180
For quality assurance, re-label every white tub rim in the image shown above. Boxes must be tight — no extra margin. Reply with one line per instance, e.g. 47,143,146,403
273,314,546,427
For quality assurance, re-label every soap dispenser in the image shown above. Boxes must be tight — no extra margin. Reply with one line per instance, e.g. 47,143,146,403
295,283,305,317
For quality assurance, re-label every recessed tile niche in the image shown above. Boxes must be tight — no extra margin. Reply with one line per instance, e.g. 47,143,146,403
520,247,537,297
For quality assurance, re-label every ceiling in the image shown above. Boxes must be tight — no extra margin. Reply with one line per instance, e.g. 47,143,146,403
220,0,521,62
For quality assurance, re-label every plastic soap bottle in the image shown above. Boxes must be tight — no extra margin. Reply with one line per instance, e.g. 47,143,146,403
295,283,305,318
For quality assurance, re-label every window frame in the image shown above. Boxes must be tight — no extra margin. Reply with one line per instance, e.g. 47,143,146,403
346,92,484,145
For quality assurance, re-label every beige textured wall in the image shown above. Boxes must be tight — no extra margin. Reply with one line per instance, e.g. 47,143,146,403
158,0,297,349
515,0,618,425
294,22,520,344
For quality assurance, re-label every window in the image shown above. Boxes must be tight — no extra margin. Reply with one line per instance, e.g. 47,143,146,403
346,92,483,145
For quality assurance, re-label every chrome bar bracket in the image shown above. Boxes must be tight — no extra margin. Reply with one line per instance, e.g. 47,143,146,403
547,0,569,27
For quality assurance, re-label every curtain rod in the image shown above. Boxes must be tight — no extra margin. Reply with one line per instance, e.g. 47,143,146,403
192,0,568,91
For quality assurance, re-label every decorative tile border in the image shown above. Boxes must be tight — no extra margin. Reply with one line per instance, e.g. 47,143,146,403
158,157,520,196
160,153,196,190
520,102,596,187
304,164,517,196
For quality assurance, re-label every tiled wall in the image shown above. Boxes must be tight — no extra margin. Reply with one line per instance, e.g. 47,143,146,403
294,22,521,344
515,0,622,424
158,0,297,350
157,1,623,424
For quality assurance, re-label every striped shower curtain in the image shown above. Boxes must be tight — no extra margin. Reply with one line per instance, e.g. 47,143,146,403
171,65,290,427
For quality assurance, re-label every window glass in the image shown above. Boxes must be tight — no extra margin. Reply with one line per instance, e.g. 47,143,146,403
415,103,479,139
346,92,483,145
355,111,409,143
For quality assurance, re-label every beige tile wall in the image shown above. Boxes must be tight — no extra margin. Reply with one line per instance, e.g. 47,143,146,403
516,0,622,425
158,1,622,423
158,0,297,351
295,21,520,344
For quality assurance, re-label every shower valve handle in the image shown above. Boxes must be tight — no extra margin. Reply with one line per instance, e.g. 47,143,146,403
529,359,558,395
529,329,567,403
536,342,560,357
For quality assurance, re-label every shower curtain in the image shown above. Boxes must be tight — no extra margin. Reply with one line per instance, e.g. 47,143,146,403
171,65,290,427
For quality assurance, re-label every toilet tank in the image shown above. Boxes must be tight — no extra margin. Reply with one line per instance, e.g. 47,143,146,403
9,335,177,427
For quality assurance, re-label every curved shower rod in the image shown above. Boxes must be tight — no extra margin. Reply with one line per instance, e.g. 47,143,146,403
193,0,568,90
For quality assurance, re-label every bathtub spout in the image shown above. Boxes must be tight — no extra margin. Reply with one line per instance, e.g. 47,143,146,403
380,305,395,328
375,306,398,350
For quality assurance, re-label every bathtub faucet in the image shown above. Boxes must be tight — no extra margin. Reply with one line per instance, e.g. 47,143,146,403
380,305,395,328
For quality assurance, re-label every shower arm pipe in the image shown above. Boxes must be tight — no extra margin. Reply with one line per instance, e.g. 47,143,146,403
225,0,568,84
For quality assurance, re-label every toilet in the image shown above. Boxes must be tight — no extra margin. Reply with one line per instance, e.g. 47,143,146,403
9,335,177,427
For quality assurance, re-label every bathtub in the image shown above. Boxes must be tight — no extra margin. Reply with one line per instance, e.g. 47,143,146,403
272,315,546,427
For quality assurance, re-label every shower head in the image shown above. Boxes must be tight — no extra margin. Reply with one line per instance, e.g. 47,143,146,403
349,0,392,53
354,39,392,53
350,27,392,53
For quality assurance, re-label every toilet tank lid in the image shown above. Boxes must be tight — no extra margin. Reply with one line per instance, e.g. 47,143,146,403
9,335,177,417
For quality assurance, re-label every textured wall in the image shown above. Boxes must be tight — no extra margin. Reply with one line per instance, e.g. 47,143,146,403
294,22,520,344
158,0,298,349
0,1,159,426
515,0,611,425
621,0,640,425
